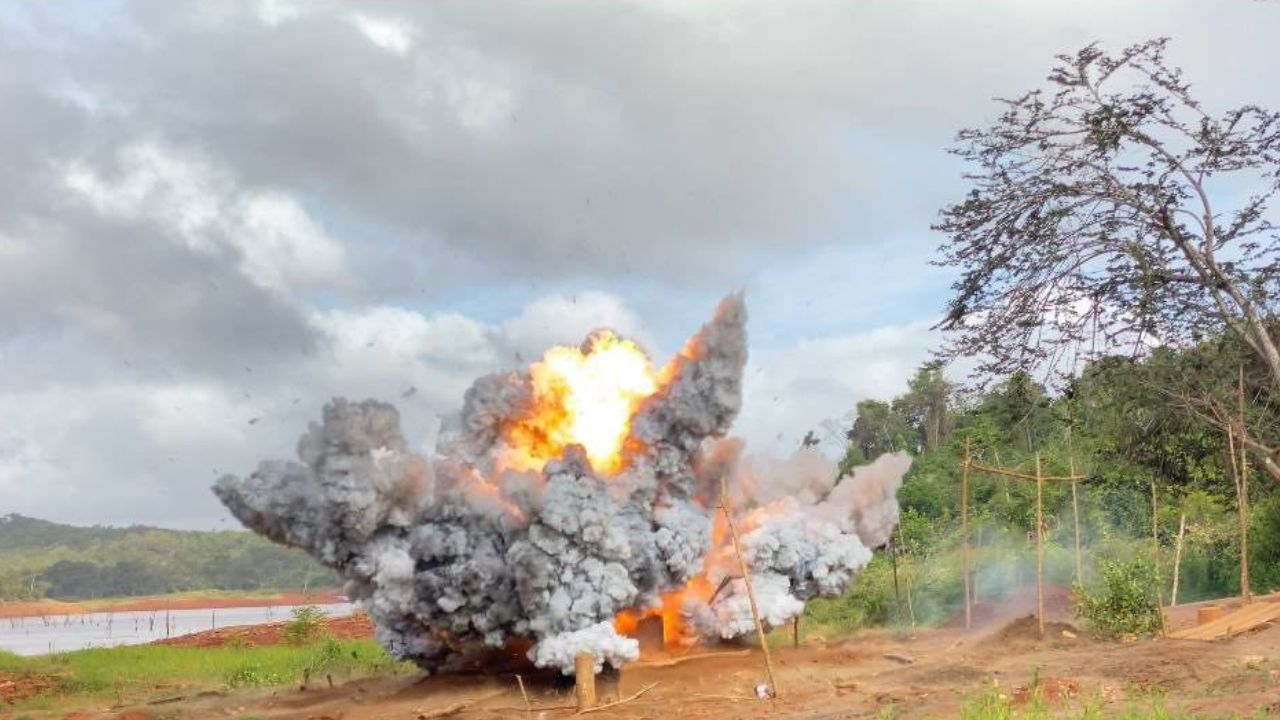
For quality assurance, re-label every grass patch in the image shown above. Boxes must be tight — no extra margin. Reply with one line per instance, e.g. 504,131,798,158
956,686,1266,719
0,638,414,711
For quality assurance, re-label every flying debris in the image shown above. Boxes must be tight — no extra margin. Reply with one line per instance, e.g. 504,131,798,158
214,295,908,675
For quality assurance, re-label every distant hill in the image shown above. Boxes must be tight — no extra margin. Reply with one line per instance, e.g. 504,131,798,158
0,514,333,601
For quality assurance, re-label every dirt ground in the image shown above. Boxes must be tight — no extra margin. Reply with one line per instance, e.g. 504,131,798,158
152,614,374,648
28,608,1278,720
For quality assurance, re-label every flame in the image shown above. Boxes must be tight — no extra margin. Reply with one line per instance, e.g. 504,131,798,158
614,575,716,650
502,331,658,475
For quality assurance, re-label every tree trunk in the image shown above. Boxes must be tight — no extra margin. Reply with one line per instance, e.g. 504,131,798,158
1171,513,1186,607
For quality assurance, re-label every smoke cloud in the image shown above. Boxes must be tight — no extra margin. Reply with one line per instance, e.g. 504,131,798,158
214,295,909,674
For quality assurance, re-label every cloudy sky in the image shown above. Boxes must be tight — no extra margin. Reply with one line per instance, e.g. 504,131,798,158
2,0,1277,528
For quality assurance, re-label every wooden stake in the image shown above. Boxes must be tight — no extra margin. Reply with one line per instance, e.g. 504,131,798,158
1171,512,1186,607
1150,479,1169,637
515,674,531,715
889,530,902,622
1035,454,1044,637
901,522,916,628
1238,365,1252,605
792,616,800,649
1070,457,1082,586
575,653,597,711
961,438,972,631
577,682,659,715
719,474,778,698
1150,478,1159,566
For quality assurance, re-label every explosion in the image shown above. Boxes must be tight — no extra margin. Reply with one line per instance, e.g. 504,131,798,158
502,331,658,475
214,295,909,675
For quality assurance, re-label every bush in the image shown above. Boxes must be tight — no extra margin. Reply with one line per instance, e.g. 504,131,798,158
282,605,327,645
1073,557,1162,639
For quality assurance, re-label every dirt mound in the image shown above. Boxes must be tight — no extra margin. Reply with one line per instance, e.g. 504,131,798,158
984,615,1080,647
155,613,373,648
0,672,59,704
945,584,1075,630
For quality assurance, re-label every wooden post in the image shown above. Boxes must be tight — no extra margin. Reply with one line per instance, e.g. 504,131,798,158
1150,479,1169,637
792,616,800,649
961,438,972,630
1150,479,1159,565
635,615,664,657
1171,512,1186,606
898,523,916,628
889,531,902,622
719,474,778,698
1237,366,1252,605
575,652,597,711
1069,457,1082,585
1035,454,1044,637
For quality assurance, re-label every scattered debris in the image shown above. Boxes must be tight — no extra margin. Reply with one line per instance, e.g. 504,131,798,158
635,649,751,668
579,682,659,714
883,653,915,665
414,689,503,719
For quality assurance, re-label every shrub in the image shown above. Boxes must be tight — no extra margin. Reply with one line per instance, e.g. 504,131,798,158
282,605,327,645
1073,557,1162,639
224,664,286,689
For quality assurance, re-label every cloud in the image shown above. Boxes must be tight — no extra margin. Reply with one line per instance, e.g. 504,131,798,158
737,320,942,457
0,291,660,526
1,0,1278,526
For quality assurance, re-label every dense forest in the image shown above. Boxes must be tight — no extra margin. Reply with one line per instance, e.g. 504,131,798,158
0,514,333,601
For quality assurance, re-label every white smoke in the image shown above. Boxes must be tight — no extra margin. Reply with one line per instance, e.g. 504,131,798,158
214,295,909,674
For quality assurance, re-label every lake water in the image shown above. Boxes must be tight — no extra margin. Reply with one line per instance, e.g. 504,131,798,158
0,603,356,656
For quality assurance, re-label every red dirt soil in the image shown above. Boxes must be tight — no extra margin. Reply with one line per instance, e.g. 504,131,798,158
0,672,59,704
154,613,374,648
0,590,347,619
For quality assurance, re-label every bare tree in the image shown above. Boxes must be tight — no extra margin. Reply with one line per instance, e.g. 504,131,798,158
935,39,1280,393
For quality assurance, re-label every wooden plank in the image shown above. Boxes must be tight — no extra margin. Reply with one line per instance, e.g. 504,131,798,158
1169,600,1280,641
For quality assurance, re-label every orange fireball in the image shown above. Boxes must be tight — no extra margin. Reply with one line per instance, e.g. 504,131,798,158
501,331,658,475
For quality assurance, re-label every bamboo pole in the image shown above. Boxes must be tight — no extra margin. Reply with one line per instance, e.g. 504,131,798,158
1070,457,1082,585
1035,454,1044,637
961,438,972,630
575,653,597,710
899,523,916,628
1238,366,1252,605
889,531,902,622
1150,479,1168,637
719,474,778,698
966,461,1084,482
1171,512,1186,607
1150,478,1159,565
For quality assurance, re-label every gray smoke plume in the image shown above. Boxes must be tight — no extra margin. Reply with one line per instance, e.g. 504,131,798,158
214,295,909,674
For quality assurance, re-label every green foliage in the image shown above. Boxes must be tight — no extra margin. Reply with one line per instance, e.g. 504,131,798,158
282,605,327,645
1073,558,1162,639
0,514,334,600
224,663,287,689
0,639,414,710
958,684,1258,719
